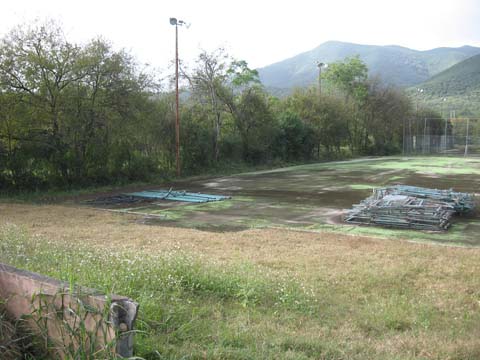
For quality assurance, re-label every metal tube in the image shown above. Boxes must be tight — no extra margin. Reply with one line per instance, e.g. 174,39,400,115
442,98,447,154
464,118,470,157
423,117,427,154
444,115,448,154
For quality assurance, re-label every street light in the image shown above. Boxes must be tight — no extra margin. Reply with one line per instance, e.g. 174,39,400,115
415,88,424,152
317,62,326,96
170,17,188,177
416,88,424,115
441,98,447,153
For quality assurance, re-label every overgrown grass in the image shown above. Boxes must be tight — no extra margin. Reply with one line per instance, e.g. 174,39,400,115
0,224,318,359
0,302,23,359
0,300,42,359
0,182,151,204
3,223,480,359
0,225,315,310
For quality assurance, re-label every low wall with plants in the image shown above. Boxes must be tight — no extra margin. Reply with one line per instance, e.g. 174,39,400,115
0,262,138,359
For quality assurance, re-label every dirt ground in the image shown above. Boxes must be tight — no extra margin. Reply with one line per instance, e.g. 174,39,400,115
2,201,479,275
2,156,480,255
79,156,480,246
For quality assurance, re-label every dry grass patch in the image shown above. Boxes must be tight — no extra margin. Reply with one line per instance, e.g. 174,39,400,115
2,201,480,359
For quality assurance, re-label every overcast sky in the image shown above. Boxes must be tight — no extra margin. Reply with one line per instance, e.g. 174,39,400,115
1,0,479,72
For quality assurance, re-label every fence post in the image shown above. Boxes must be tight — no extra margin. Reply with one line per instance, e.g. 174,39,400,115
423,117,427,154
464,118,470,157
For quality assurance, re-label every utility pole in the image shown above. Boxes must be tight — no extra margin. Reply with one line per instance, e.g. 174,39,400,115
464,118,470,157
423,117,427,154
170,17,188,177
442,98,447,153
317,62,325,96
415,88,423,152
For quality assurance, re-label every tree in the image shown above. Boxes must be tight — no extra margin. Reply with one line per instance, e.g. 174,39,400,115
186,48,230,162
233,87,278,162
64,38,155,181
363,78,412,154
215,61,275,162
0,21,165,188
322,56,369,152
284,88,350,158
322,55,368,101
0,21,87,182
276,111,315,161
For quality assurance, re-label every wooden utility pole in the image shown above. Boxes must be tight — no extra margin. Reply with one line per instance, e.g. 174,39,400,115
170,17,188,177
175,23,180,177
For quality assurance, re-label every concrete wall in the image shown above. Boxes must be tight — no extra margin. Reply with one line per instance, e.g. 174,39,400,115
0,262,138,358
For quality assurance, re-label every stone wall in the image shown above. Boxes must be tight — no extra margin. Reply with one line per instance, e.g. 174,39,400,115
0,262,138,358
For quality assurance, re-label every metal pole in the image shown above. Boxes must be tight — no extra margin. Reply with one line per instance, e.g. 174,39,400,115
441,98,446,154
319,65,321,96
444,116,448,154
408,118,412,153
415,99,418,153
317,62,324,97
423,117,427,154
464,118,470,157
402,118,406,155
175,24,180,177
415,88,423,152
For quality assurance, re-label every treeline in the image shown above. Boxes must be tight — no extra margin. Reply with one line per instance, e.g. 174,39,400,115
0,22,434,191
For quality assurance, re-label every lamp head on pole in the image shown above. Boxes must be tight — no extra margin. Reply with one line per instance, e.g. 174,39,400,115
170,17,190,28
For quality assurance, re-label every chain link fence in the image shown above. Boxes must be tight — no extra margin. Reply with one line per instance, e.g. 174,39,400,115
402,117,480,156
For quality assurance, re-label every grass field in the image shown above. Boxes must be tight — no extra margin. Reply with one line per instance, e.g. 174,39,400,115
1,156,480,359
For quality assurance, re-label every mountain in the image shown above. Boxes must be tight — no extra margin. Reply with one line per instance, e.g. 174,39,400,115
407,54,480,116
416,54,480,95
257,41,480,91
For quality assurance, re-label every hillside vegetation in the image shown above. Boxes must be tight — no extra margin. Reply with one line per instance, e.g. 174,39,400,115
407,54,480,117
258,41,480,91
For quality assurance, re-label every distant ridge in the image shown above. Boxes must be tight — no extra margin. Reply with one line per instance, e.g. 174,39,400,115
416,53,480,95
407,54,480,116
257,41,480,91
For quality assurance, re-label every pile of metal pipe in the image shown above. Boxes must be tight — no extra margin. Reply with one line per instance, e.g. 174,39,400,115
380,185,475,214
127,189,231,203
344,185,475,231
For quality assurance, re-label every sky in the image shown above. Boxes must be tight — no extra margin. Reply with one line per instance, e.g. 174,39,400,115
1,0,479,73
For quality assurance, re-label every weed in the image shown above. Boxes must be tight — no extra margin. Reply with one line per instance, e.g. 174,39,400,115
0,225,319,358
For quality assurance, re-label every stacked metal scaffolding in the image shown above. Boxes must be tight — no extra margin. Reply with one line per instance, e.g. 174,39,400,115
127,189,231,203
87,189,231,206
345,185,475,231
